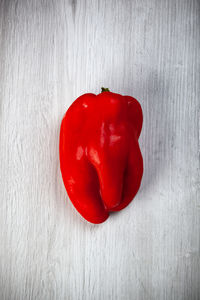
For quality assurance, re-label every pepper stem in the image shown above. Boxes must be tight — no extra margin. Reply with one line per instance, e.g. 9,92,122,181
101,87,110,92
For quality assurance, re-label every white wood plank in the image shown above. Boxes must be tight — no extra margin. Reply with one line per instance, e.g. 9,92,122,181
0,0,199,299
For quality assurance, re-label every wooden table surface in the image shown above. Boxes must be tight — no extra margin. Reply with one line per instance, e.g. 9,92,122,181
0,1,199,299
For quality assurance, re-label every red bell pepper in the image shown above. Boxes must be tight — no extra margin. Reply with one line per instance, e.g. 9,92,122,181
59,88,143,224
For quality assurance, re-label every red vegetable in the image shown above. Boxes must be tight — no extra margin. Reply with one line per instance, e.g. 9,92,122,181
59,88,143,224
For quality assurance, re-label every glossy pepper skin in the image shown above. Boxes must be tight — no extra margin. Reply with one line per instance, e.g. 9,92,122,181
59,89,143,224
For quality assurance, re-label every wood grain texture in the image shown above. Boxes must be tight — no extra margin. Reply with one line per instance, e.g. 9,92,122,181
0,0,199,299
